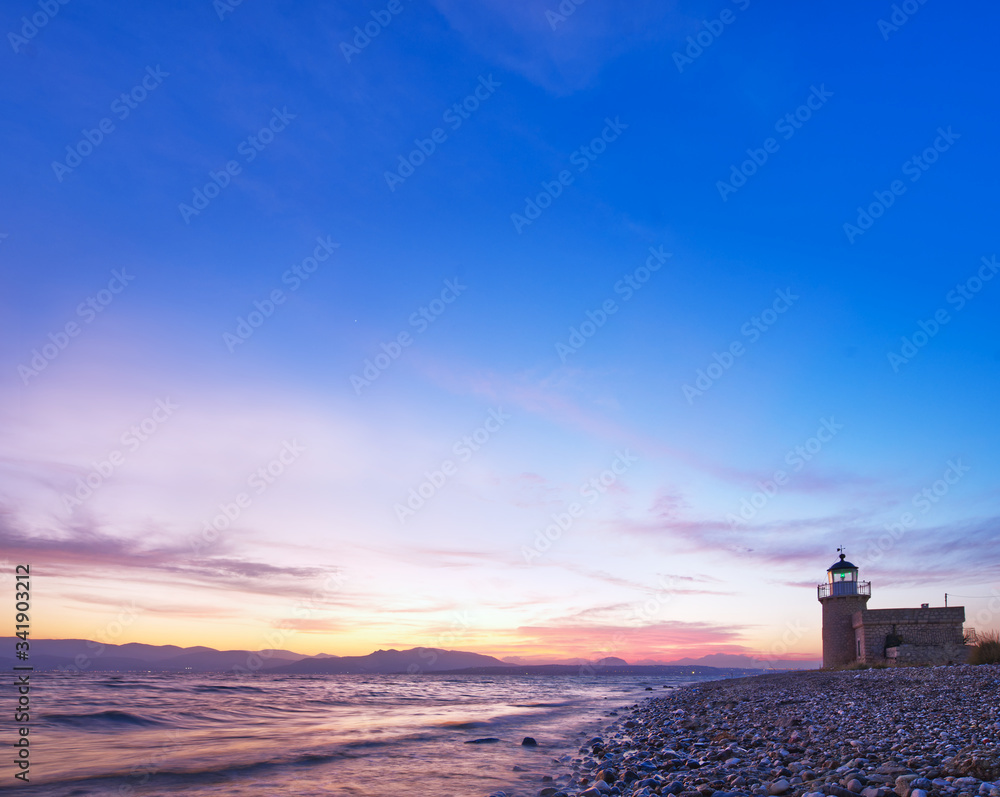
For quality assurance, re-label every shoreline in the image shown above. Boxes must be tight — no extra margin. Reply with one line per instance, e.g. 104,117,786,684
505,665,1000,797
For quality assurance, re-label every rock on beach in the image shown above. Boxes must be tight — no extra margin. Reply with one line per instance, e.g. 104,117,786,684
537,665,1000,797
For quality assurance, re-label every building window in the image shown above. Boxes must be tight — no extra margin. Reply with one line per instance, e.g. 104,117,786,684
857,638,861,658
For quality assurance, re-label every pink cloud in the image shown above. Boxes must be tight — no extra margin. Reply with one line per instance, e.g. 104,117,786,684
500,619,745,661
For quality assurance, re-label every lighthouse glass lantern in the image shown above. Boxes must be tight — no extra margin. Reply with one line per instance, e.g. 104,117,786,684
828,553,859,596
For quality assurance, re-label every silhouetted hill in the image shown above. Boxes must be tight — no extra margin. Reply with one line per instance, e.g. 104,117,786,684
0,639,503,673
435,664,744,676
269,648,505,674
667,653,821,670
0,638,310,672
0,638,818,674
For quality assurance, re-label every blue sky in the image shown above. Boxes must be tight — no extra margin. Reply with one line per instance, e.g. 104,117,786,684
2,0,998,660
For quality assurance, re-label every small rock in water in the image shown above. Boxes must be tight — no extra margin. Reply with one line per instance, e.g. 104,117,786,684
466,737,501,744
521,736,538,746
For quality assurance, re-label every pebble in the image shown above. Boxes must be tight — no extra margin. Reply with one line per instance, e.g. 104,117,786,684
496,665,1000,797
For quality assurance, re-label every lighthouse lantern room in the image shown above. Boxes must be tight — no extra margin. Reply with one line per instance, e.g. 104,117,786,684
817,547,872,667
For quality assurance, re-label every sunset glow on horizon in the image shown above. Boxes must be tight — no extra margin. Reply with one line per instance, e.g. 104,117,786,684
3,0,999,666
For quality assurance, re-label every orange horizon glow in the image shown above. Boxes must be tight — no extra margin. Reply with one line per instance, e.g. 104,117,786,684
38,612,822,662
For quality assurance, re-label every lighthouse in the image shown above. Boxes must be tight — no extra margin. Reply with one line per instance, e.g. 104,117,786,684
817,549,871,668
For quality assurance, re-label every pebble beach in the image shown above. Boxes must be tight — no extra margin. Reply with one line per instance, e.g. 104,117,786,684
499,666,1000,797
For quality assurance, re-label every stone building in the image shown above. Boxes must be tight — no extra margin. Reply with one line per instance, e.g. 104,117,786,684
817,551,968,668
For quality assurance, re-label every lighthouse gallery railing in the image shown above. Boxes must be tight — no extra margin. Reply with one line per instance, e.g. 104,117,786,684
817,581,871,599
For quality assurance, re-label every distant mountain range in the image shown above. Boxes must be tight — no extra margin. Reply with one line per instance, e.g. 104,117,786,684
0,638,818,674
436,663,737,676
0,638,506,674
268,648,504,674
667,653,822,671
0,638,311,673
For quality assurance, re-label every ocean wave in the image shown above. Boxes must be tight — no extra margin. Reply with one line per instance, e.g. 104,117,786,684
42,709,165,728
191,684,266,693
437,720,488,729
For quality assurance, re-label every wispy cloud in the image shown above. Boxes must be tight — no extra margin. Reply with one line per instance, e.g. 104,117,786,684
0,516,347,603
428,0,682,95
502,619,744,660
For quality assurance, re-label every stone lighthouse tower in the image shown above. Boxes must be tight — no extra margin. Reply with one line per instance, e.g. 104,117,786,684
817,549,871,668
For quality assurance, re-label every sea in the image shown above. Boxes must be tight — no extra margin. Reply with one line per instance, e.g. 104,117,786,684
5,671,722,796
